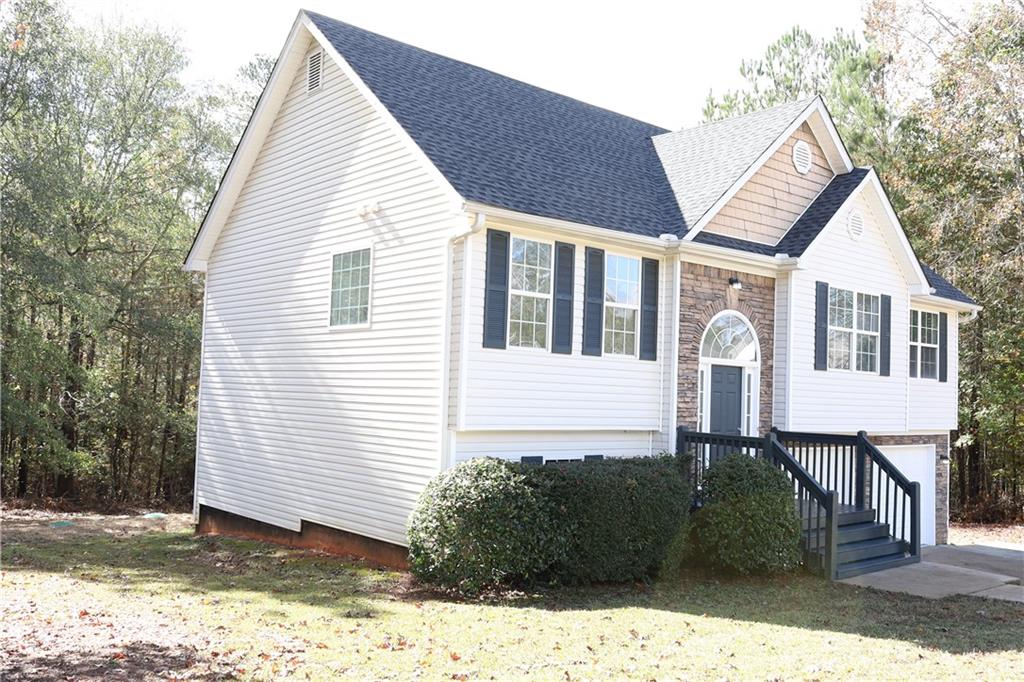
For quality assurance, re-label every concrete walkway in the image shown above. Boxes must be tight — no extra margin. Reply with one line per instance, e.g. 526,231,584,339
841,544,1024,602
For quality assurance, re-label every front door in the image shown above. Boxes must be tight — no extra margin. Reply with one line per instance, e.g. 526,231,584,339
709,365,743,436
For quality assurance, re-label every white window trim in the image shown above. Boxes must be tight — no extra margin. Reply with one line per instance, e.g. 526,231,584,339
602,251,641,359
326,243,374,331
827,285,880,375
697,310,761,436
910,309,940,380
505,235,554,352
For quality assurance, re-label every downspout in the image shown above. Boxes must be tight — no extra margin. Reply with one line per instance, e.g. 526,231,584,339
439,211,486,472
660,233,683,455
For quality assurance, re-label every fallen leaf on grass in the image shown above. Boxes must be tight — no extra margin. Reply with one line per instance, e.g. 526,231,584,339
449,651,461,661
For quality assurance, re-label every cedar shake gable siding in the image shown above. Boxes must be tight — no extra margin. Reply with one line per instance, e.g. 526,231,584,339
703,123,834,245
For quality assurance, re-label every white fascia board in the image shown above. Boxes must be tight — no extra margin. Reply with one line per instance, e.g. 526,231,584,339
464,201,799,276
301,13,463,214
864,170,930,289
683,96,855,242
183,11,465,272
463,201,670,252
184,13,309,272
909,294,982,313
799,170,932,291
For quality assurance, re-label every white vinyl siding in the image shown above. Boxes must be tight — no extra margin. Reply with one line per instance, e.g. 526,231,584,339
785,189,909,432
909,304,959,430
194,40,456,546
782,183,961,432
451,225,672,446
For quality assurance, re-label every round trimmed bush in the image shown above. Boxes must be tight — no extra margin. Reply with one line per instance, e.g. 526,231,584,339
407,457,561,594
691,453,801,574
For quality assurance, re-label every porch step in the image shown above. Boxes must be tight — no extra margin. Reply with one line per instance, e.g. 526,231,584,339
836,552,919,580
837,507,877,526
837,537,907,563
803,520,890,550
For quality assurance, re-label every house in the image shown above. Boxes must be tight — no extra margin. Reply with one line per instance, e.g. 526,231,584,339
184,10,979,576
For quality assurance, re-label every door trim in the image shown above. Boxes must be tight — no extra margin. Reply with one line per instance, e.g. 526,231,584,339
697,310,761,436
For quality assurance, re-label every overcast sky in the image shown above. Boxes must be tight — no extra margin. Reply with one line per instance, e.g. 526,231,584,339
70,0,875,129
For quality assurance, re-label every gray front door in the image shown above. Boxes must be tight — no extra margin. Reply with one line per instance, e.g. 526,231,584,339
709,365,743,435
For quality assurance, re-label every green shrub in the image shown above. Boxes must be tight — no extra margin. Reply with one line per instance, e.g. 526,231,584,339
523,455,691,583
691,453,801,575
407,457,562,594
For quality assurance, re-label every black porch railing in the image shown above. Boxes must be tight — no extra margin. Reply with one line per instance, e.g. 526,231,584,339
677,427,921,579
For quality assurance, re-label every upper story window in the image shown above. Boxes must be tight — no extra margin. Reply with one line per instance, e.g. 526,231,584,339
508,237,552,349
910,310,939,379
330,247,371,326
603,254,640,355
827,286,879,372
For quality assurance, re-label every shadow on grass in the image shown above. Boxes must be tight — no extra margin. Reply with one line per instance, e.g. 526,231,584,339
2,641,211,681
5,531,1023,657
484,569,1024,656
2,531,392,620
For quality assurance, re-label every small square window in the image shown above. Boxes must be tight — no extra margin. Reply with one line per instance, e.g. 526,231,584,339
330,248,371,326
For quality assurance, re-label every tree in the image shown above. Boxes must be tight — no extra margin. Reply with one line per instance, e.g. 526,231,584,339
1,0,236,504
706,1,1024,519
703,27,894,171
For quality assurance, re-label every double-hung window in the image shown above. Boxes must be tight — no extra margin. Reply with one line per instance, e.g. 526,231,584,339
330,247,371,326
909,310,939,378
508,237,552,349
603,254,640,355
827,286,880,372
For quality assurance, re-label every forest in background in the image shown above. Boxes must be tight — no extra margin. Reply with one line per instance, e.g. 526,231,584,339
1,0,1021,520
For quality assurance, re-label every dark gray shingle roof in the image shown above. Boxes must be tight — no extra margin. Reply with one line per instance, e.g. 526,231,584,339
920,264,977,305
308,12,683,238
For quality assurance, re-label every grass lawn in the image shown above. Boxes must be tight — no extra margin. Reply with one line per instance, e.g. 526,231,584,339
2,514,1022,680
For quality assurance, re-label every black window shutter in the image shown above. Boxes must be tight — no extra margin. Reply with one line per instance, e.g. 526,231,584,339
814,281,829,370
939,312,948,382
551,242,575,354
482,229,509,349
879,294,892,376
639,258,659,361
582,247,605,356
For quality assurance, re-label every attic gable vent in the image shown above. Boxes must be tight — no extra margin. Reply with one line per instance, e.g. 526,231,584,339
307,51,323,93
847,210,865,240
792,140,813,174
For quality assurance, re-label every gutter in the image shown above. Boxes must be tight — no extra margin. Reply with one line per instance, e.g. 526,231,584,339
464,200,800,272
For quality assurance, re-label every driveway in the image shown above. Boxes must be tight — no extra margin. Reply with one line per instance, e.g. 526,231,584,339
841,543,1024,602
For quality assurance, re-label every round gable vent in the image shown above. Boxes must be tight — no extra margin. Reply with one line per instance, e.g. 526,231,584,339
792,140,813,175
847,210,865,240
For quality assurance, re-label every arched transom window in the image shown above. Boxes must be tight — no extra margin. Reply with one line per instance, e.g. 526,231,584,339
700,312,758,363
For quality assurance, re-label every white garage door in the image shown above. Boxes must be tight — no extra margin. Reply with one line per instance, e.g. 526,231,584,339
877,444,937,546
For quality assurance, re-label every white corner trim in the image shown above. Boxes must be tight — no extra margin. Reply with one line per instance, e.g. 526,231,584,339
184,13,309,272
683,97,854,242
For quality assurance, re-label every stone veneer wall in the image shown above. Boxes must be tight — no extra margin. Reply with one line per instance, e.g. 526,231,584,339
869,433,950,544
678,263,775,435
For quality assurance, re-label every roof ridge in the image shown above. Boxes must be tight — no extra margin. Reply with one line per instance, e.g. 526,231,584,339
304,10,670,135
662,96,817,136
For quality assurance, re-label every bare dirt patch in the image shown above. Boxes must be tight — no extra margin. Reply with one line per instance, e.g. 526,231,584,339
2,507,194,543
949,522,1024,547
